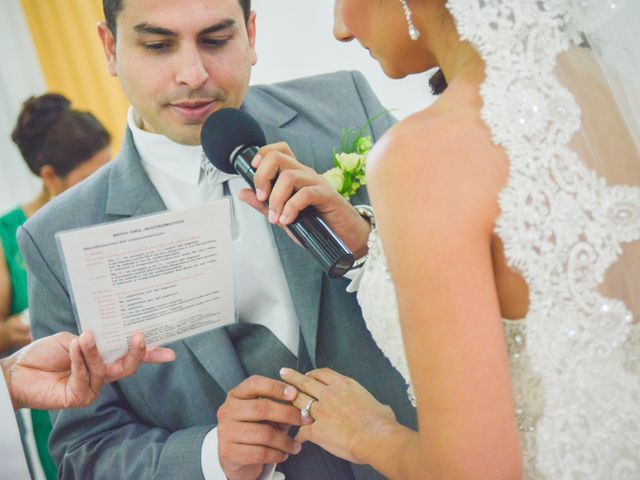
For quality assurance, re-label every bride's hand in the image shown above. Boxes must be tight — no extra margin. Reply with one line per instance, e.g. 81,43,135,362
279,367,397,464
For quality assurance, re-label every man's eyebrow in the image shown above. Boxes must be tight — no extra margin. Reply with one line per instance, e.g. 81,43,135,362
133,23,177,37
132,19,236,37
198,19,236,35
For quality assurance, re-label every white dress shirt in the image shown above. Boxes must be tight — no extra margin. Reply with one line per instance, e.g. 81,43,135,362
0,373,31,479
129,109,294,480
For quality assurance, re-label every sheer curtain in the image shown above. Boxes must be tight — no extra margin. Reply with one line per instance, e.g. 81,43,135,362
19,0,130,151
0,0,45,215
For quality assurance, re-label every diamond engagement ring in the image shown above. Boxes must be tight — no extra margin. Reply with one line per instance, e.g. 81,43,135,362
300,399,315,418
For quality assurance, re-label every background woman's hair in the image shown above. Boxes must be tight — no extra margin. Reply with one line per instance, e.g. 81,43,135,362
11,93,111,178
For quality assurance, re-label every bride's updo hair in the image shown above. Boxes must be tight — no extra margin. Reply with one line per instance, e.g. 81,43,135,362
11,93,111,178
429,68,448,95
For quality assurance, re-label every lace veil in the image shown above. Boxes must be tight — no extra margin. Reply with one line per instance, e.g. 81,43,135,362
445,0,640,477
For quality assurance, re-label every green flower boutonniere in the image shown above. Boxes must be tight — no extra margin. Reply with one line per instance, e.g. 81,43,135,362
322,112,386,200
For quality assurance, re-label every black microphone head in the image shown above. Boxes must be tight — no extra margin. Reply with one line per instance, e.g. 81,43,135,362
201,108,267,174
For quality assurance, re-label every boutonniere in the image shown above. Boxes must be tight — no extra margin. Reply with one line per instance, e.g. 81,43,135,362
322,112,386,200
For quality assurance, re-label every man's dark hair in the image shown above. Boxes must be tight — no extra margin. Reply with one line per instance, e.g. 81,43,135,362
103,0,252,37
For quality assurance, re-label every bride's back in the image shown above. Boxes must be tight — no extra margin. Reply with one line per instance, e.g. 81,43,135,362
368,73,531,321
371,42,640,325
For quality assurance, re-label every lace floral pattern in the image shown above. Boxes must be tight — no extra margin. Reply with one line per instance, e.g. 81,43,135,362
446,0,640,477
358,1,639,478
360,221,640,479
357,229,416,406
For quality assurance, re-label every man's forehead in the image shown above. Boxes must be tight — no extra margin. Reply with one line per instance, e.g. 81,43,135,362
119,0,244,30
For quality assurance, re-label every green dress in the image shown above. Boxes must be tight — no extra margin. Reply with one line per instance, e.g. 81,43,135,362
0,207,57,480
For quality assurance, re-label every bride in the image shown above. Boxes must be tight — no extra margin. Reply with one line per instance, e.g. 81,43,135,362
274,0,640,478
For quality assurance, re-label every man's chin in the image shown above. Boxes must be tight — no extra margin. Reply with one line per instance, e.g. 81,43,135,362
163,124,204,146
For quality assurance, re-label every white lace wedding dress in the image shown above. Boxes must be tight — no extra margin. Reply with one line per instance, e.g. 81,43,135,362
358,228,639,479
355,2,640,477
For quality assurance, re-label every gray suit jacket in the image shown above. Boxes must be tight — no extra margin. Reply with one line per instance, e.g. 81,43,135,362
19,71,416,479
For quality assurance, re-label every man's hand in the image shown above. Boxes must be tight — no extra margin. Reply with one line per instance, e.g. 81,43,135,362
217,375,308,480
238,142,371,259
0,315,32,352
2,331,175,411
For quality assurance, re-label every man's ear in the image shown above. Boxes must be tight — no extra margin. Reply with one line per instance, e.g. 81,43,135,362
97,22,118,77
247,11,258,67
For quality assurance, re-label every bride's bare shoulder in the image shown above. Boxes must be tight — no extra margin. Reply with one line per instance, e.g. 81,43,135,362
367,85,509,227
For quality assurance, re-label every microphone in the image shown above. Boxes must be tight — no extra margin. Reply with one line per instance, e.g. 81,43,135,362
201,108,355,279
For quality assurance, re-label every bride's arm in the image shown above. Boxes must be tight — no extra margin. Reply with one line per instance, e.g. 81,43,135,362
280,107,524,478
364,110,522,479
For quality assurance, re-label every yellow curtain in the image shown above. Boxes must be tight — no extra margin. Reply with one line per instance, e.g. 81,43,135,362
20,0,129,150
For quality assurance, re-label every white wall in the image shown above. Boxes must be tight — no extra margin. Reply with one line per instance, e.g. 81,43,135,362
250,0,434,120
0,0,46,215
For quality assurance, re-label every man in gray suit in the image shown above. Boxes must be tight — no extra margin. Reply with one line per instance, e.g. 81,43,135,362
19,0,416,478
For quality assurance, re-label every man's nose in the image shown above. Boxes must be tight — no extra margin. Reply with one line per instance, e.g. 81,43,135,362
333,2,354,42
175,47,209,89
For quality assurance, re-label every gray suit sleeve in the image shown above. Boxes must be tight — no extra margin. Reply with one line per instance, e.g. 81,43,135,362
340,71,396,207
18,225,213,480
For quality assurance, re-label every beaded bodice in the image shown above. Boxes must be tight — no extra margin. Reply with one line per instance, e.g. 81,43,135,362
357,229,639,478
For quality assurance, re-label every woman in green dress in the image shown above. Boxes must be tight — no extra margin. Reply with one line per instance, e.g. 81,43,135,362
0,93,111,480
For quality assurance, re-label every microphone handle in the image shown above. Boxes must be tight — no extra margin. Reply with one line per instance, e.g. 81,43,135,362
232,146,355,278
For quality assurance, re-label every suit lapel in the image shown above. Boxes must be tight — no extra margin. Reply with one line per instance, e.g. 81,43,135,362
182,330,246,392
242,92,325,365
105,129,245,391
263,125,324,367
110,95,326,382
105,129,166,218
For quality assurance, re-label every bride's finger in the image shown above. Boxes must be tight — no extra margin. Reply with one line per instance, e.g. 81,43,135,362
304,368,341,385
279,367,325,399
290,391,317,421
295,424,315,444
